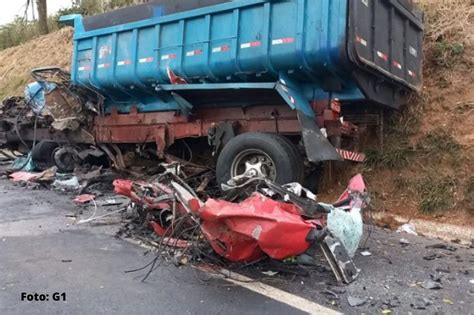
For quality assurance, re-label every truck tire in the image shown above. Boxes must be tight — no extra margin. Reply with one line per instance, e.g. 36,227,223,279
216,132,304,186
31,140,59,171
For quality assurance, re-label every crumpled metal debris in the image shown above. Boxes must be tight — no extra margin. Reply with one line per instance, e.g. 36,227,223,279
23,68,101,133
113,168,370,284
9,167,57,183
195,193,323,262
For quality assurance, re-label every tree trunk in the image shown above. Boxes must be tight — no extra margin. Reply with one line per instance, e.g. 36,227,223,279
36,0,48,35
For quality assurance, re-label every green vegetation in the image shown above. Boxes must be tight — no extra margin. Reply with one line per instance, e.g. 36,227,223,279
365,144,414,170
465,177,474,215
0,17,58,50
415,176,457,213
417,128,462,159
432,41,465,68
0,0,137,51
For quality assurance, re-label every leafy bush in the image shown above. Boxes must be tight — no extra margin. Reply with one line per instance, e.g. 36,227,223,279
0,17,59,51
433,40,465,68
0,0,138,52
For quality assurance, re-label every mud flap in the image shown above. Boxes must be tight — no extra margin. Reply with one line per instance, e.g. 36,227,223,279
320,233,360,284
275,73,342,162
298,112,343,162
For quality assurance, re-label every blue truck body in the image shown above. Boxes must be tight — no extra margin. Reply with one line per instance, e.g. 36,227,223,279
61,0,424,117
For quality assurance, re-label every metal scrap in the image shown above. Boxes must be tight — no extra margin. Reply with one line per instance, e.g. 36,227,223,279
113,168,370,284
425,243,457,252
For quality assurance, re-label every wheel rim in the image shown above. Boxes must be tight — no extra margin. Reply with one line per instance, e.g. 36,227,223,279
230,149,277,180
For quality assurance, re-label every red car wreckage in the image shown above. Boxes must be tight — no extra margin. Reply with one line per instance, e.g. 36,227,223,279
114,173,369,284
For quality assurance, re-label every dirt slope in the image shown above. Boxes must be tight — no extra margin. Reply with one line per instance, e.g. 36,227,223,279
0,27,73,99
347,0,474,226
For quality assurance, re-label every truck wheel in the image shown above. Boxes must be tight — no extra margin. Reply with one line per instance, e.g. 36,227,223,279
216,132,304,186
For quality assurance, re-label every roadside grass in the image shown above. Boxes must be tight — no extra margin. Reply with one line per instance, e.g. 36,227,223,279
415,175,457,214
416,128,462,160
465,177,474,215
364,144,413,170
364,112,464,214
432,41,465,68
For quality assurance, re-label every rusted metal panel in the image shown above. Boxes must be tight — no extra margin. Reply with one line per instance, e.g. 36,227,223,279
94,105,301,155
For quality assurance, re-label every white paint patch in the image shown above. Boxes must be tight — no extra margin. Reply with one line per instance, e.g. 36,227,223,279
376,51,388,61
161,54,176,60
240,41,261,49
271,37,295,46
356,36,367,47
117,60,131,66
409,46,418,57
212,45,230,53
186,50,203,57
139,57,154,64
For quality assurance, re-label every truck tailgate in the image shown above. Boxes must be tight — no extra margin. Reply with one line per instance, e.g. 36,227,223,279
348,0,424,91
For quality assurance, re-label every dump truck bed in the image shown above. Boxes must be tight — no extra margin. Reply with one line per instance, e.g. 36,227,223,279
65,0,423,110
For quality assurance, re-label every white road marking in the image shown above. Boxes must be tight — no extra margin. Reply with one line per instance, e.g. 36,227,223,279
212,268,342,315
124,238,342,315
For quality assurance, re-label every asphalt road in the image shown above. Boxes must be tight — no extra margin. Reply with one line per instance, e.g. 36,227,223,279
0,179,473,314
0,180,311,315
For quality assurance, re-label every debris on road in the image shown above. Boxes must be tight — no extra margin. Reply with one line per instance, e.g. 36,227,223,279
423,253,446,261
382,296,401,309
430,273,443,283
261,271,279,277
399,238,410,246
9,167,56,183
411,296,433,310
396,223,418,235
347,295,367,307
74,194,96,204
421,280,443,290
425,243,457,252
113,169,370,284
52,176,81,191
0,149,23,163
443,298,454,305
76,207,127,225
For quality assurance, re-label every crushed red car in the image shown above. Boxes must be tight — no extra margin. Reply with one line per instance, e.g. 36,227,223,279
113,173,369,283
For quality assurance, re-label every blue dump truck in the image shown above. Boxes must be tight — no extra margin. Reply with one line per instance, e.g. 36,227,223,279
25,0,423,184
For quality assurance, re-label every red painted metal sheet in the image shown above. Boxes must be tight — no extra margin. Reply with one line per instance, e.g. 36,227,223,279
194,193,323,262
